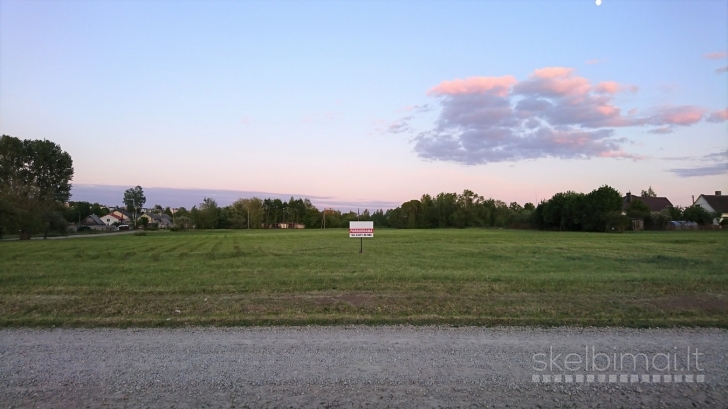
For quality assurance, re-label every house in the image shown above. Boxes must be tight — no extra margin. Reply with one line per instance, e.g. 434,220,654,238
108,209,134,225
80,214,110,231
694,191,728,225
622,192,673,231
101,213,124,226
138,213,174,228
622,192,673,212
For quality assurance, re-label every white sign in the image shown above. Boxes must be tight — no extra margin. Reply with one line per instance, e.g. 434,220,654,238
349,221,374,238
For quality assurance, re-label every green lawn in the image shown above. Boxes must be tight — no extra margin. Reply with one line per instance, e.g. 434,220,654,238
0,229,726,327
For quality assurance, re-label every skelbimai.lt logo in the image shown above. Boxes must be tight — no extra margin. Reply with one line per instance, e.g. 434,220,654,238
532,346,706,384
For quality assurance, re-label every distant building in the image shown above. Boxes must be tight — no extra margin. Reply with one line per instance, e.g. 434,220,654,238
80,214,111,230
694,191,728,225
138,213,174,229
622,192,673,231
108,209,134,225
622,192,673,212
81,214,105,226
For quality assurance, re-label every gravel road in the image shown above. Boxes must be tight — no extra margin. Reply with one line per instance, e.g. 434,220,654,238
1,326,726,408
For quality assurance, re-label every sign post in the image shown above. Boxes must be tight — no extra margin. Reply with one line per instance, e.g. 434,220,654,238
349,221,373,253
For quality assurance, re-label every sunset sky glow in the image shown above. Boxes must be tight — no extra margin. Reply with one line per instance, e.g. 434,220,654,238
1,0,726,210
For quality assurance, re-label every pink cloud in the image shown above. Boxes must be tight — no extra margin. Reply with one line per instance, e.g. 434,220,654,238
716,66,728,74
598,150,644,160
707,108,728,123
594,81,638,94
514,67,591,97
533,67,574,78
703,52,728,60
402,67,716,165
427,76,517,97
596,104,619,116
651,106,706,125
585,59,603,65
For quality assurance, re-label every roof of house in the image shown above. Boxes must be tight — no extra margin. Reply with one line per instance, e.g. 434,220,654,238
698,195,728,213
112,209,132,218
622,194,673,212
143,213,173,223
82,214,106,225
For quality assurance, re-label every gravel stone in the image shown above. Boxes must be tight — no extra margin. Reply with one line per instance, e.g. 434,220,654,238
0,326,726,407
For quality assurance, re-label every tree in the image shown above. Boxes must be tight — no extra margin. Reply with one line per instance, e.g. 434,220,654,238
198,197,220,229
230,197,264,228
667,206,683,221
0,135,74,239
123,186,146,223
174,216,192,230
683,205,717,225
533,186,622,232
583,185,622,232
626,200,650,219
640,186,657,197
136,216,149,229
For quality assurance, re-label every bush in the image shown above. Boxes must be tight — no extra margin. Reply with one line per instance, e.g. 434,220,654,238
605,211,630,233
645,210,671,231
683,205,716,226
174,216,192,230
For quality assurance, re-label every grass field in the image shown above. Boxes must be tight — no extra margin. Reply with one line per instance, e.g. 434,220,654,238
1,228,726,327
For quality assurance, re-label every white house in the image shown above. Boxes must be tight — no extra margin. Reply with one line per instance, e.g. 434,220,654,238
694,191,728,225
108,210,134,225
101,213,122,226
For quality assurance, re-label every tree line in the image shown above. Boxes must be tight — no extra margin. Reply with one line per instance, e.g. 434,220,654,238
161,196,378,230
56,185,728,233
2,135,721,238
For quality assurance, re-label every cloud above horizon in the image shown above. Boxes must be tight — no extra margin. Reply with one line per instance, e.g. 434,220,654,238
703,52,728,60
402,67,712,165
69,184,400,211
668,149,728,178
706,108,728,123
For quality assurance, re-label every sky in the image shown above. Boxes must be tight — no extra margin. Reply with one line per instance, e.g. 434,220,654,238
1,0,726,210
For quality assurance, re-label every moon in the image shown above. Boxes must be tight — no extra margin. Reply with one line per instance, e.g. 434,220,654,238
596,0,602,5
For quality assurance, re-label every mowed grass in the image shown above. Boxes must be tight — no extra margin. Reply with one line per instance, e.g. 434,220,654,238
0,229,726,327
